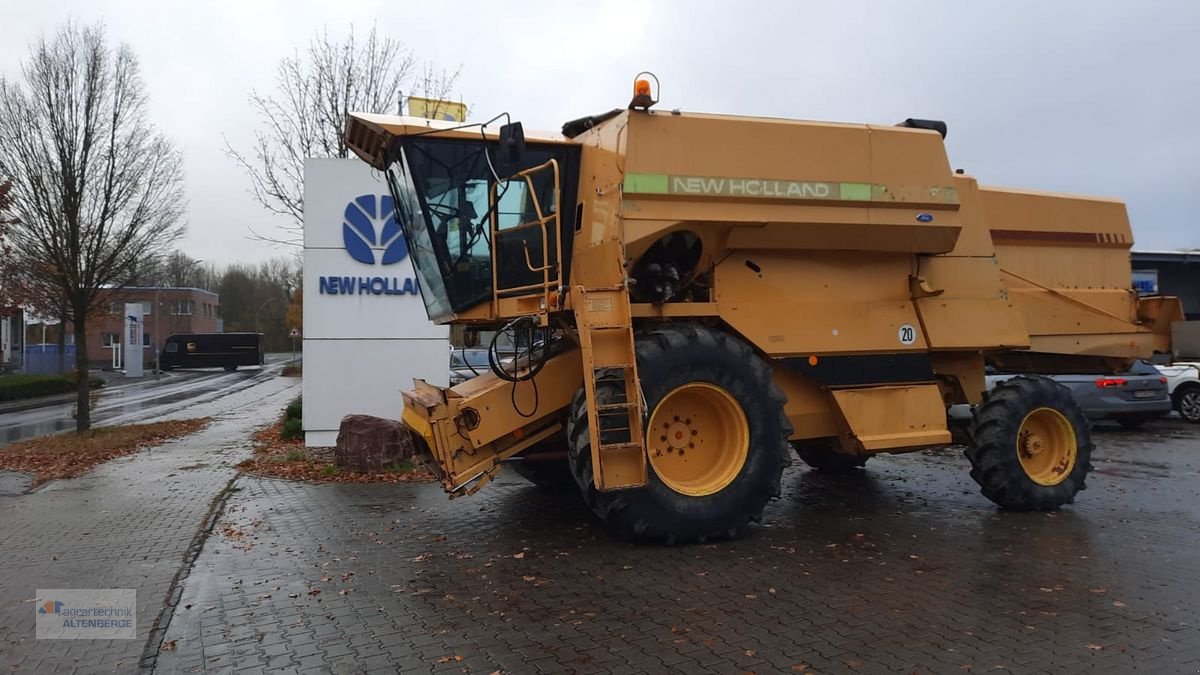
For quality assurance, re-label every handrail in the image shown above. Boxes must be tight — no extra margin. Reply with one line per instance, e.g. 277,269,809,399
489,159,563,314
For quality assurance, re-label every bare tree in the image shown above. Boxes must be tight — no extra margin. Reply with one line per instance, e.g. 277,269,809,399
0,21,186,431
131,250,209,289
227,24,460,246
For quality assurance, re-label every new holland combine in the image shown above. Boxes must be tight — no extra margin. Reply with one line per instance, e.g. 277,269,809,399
344,76,1180,543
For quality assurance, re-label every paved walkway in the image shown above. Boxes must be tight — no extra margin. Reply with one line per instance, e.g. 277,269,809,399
153,420,1200,674
0,373,298,673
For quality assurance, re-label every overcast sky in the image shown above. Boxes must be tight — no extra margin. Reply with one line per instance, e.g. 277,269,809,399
3,0,1198,264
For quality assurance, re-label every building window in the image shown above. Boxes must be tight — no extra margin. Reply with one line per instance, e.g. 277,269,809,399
101,332,119,347
172,300,195,316
141,301,152,316
110,301,123,314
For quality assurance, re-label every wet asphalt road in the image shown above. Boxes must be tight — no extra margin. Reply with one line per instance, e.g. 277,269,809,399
0,354,293,445
151,416,1200,673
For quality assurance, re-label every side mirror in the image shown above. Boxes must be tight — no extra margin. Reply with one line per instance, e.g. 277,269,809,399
497,122,526,169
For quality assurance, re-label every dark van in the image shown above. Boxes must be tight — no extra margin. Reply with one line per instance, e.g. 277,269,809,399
161,333,265,371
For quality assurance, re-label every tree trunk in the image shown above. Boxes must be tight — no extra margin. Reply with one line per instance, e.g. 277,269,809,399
74,312,91,432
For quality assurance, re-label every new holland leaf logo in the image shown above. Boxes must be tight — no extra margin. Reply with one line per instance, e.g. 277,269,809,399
342,195,407,265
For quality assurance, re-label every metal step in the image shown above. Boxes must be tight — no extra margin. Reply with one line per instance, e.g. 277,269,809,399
595,402,638,412
599,442,643,453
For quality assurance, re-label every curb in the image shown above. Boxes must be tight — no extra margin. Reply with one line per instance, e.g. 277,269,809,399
137,476,241,673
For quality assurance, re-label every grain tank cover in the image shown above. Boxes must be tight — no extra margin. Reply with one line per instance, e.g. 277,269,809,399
617,111,964,254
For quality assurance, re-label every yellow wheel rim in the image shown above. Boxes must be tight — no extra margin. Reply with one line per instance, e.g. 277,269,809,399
1016,407,1078,486
646,383,750,497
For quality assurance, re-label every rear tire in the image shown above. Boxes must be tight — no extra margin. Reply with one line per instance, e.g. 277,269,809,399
1174,384,1200,423
566,324,791,544
966,376,1092,511
793,439,868,473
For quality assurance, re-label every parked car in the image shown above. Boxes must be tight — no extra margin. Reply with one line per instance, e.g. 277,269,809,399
1156,361,1200,423
984,361,1171,429
448,340,551,386
449,348,492,386
161,333,264,372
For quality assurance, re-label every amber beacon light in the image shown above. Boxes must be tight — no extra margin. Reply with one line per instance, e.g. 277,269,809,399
629,71,659,110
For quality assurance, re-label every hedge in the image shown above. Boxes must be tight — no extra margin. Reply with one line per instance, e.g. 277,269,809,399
285,396,302,422
280,396,303,440
0,374,105,403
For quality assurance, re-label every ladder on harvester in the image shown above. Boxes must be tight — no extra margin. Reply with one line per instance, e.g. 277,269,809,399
488,160,646,489
575,286,646,490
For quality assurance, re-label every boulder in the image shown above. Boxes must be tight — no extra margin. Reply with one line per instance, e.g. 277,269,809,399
334,414,414,472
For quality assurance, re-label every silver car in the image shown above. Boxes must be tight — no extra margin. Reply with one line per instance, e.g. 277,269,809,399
987,361,1171,429
449,348,493,386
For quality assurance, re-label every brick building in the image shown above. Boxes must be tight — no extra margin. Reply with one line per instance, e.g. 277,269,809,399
81,287,220,368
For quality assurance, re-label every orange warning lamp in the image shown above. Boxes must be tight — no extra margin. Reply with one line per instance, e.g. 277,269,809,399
629,71,659,110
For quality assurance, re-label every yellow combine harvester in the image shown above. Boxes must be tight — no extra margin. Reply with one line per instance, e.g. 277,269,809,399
345,76,1181,543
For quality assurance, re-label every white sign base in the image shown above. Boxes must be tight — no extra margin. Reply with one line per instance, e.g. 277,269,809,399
302,159,450,447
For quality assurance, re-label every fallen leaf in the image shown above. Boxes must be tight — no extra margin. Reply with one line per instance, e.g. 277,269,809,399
0,419,210,486
161,639,177,651
1113,600,1126,608
512,552,525,559
1086,643,1103,651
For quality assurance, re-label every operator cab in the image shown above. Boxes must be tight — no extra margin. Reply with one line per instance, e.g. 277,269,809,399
347,114,581,324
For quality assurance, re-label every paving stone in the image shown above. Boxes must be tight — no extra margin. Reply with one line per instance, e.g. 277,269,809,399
152,418,1200,673
0,370,299,672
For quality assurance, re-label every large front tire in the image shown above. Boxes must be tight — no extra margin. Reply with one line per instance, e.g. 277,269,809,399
566,324,791,544
966,376,1092,511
